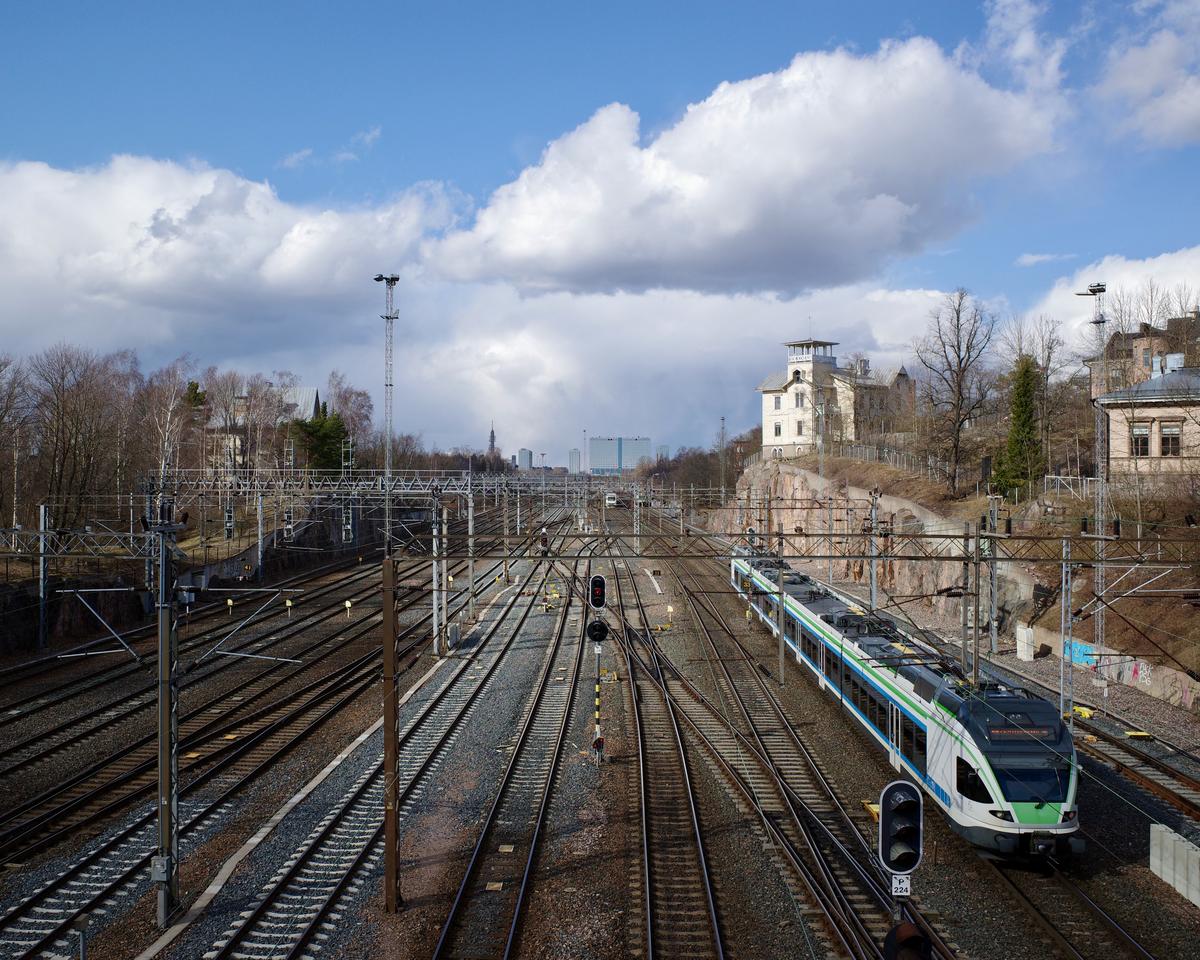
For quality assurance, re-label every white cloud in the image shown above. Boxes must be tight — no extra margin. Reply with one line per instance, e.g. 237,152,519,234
332,150,359,164
1027,244,1200,346
1015,252,1076,266
1098,0,1200,145
279,147,314,169
352,125,382,148
429,37,1058,295
0,152,943,452
359,281,944,454
0,156,454,357
976,0,1068,94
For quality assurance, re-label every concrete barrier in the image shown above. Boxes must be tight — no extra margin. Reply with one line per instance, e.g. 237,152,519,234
1150,822,1200,907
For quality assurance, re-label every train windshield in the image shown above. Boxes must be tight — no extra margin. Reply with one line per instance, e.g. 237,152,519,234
992,765,1071,803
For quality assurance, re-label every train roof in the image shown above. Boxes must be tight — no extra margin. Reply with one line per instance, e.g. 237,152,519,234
737,555,1066,746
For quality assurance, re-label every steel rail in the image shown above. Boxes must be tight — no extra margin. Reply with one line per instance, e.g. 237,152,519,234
612,556,726,960
0,513,563,959
430,556,587,960
210,518,573,960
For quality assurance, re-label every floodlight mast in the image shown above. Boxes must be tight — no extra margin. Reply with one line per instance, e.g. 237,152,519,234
375,274,400,554
1076,281,1107,693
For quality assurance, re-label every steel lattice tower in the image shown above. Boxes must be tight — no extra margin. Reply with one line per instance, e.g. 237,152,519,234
375,274,400,554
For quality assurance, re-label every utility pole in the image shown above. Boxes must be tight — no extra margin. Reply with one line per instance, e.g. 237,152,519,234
467,480,476,621
503,484,510,583
256,493,264,581
960,521,970,679
868,490,879,611
436,494,446,652
382,552,401,911
37,503,48,650
1077,281,1107,666
988,495,1001,654
541,453,546,517
375,273,399,556
972,526,982,687
1059,537,1072,719
152,499,183,927
441,502,450,649
719,415,727,497
777,569,786,687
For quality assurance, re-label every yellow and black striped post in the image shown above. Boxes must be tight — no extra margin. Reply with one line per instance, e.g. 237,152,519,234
593,639,604,764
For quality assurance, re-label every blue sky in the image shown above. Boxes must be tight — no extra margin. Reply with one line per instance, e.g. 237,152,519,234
2,1,1198,456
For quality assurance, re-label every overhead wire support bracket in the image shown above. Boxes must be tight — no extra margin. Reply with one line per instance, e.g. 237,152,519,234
196,590,285,663
56,588,145,663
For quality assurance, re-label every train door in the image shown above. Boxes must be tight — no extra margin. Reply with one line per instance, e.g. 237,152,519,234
887,704,902,771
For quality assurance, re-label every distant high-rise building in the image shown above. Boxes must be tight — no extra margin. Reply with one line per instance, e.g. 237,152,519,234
517,448,534,470
587,436,652,475
568,448,581,474
510,454,517,468
488,421,496,456
656,444,669,462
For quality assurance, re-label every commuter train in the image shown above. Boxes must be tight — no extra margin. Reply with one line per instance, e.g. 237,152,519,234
731,550,1082,856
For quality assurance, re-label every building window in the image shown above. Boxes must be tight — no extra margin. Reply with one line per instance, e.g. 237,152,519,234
773,396,781,410
795,421,803,436
1131,423,1150,458
1161,423,1181,457
1143,348,1151,367
773,422,782,437
795,391,804,408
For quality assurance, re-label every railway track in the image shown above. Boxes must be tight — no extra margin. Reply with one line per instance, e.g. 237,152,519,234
986,858,1157,960
611,561,726,960
617,517,959,959
0,517,557,959
792,560,1200,826
0,550,383,690
0,519,515,862
656,517,1167,960
431,557,586,960
204,544,566,960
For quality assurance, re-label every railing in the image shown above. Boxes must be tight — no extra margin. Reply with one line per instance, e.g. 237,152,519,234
1043,475,1099,502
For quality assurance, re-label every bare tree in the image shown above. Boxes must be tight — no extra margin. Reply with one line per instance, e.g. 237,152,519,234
140,356,196,488
202,367,244,470
0,355,28,527
914,288,997,495
326,370,374,440
26,345,134,528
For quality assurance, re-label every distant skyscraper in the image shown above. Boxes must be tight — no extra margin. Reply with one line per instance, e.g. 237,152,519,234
488,421,496,456
568,448,581,474
517,448,533,470
587,436,652,475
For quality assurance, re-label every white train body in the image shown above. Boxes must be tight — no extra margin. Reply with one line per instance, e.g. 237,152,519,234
731,553,1081,856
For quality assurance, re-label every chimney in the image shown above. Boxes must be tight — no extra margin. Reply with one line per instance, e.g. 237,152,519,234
856,357,870,377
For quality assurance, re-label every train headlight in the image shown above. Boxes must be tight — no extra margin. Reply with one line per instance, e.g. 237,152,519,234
988,809,1014,822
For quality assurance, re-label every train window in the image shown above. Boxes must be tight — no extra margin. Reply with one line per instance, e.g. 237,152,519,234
912,726,927,775
956,758,994,804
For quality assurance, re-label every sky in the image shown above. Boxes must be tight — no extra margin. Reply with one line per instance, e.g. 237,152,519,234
2,0,1199,462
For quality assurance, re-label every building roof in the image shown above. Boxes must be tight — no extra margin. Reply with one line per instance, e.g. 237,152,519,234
280,387,320,422
784,339,839,348
1096,367,1200,405
757,370,791,392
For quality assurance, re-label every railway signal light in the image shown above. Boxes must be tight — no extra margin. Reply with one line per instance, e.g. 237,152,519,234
586,619,609,643
879,780,923,875
589,575,607,610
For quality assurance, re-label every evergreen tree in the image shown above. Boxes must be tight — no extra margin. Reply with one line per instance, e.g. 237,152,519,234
992,354,1044,498
290,410,348,470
